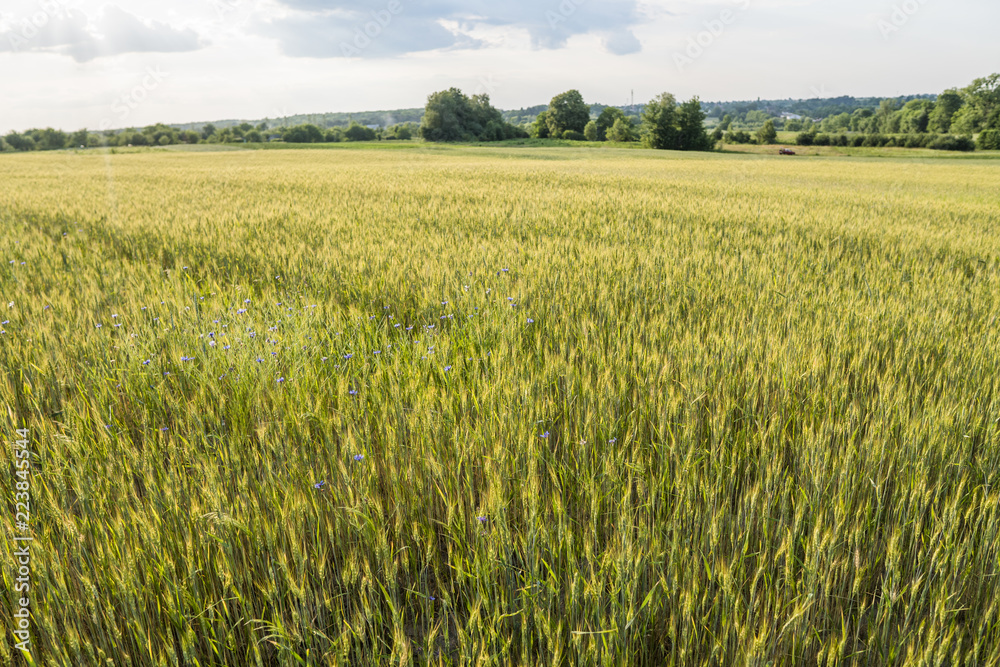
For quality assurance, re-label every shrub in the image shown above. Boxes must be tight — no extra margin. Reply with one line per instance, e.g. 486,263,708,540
977,129,1000,150
813,134,831,146
725,130,753,144
795,131,815,146
928,135,975,152
561,130,586,141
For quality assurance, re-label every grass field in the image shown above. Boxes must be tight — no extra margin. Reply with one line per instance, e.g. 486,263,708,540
2,145,999,665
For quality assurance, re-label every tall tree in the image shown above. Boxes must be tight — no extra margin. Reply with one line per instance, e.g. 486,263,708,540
420,88,474,142
546,90,590,137
677,97,714,151
640,93,679,150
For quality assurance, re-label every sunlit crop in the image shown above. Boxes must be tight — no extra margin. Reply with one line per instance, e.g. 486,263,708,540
2,145,999,665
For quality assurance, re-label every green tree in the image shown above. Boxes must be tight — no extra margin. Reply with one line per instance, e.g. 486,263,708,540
929,90,963,132
245,130,263,142
960,74,1000,130
584,120,598,141
201,124,217,140
718,114,733,131
4,132,34,151
640,93,679,149
70,129,89,148
546,90,590,137
36,128,68,151
420,88,474,142
677,97,714,151
595,107,626,141
530,111,550,138
344,122,377,141
608,117,636,142
756,119,777,144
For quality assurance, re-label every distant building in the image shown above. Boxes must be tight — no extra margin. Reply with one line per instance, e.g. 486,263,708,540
780,112,803,121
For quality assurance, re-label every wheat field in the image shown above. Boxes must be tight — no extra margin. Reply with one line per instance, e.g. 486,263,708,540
1,145,999,665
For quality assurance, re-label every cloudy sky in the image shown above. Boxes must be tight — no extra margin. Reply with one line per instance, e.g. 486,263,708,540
1,0,997,132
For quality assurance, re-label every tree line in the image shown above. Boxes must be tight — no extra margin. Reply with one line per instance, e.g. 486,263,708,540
420,88,715,151
0,120,419,151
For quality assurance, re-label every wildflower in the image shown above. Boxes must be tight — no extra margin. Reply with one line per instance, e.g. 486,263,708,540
348,389,358,396
374,350,381,355
540,431,549,439
527,318,534,324
277,377,285,383
609,438,617,444
344,354,353,360
314,480,326,490
477,516,487,523
160,427,169,432
354,454,364,462
223,345,230,350
142,359,150,365
95,323,102,328
444,366,452,372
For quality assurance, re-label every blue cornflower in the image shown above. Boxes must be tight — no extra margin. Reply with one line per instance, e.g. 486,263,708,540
354,454,364,462
314,480,326,490
142,359,150,365
160,427,169,432
444,366,452,372
277,377,285,383
527,318,534,324
609,438,617,444
477,516,487,523
344,354,353,360
540,431,549,439
348,389,358,396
